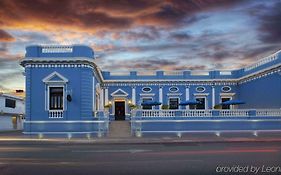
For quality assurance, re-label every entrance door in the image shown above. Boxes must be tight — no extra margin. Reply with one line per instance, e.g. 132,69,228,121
115,101,125,120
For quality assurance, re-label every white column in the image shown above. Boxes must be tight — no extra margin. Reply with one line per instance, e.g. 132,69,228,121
185,86,190,109
212,85,215,109
93,77,95,111
132,87,136,105
159,86,163,109
100,88,104,110
104,88,108,105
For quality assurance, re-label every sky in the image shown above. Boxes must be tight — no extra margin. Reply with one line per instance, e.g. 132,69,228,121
0,0,281,93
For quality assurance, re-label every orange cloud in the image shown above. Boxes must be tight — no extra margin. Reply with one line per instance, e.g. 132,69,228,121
0,0,245,33
0,29,15,42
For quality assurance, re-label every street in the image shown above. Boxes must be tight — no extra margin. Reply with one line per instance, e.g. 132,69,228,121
0,141,280,175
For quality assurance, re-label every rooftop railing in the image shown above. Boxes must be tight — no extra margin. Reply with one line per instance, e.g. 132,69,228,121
163,71,184,76
244,50,281,72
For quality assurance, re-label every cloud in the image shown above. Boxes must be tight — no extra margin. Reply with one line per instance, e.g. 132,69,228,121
0,29,15,42
0,0,246,33
98,55,209,71
0,0,133,33
257,2,281,43
169,32,192,41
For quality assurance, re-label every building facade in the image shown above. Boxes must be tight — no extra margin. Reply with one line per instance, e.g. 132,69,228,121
0,93,25,130
20,45,281,136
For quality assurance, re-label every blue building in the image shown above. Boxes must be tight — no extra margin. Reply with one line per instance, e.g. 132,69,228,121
20,45,281,137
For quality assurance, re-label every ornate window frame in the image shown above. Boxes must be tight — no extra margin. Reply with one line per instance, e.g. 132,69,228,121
142,87,152,93
169,86,179,93
221,86,231,92
196,86,205,93
43,72,68,112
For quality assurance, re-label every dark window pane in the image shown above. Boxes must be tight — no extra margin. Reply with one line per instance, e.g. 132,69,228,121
49,87,63,110
169,98,179,109
142,98,152,110
5,98,16,108
196,98,205,109
221,98,231,109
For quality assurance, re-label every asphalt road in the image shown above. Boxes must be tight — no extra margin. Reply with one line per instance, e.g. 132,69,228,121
0,141,280,175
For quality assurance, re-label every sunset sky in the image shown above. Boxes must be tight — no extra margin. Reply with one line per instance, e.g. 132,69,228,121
0,0,281,92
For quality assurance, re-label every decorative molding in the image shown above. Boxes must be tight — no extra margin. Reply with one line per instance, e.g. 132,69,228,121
193,93,209,96
166,93,182,96
220,93,235,96
43,71,68,83
111,88,129,97
140,93,155,96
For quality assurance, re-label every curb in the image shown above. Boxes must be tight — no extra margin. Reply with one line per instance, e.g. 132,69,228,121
0,137,281,144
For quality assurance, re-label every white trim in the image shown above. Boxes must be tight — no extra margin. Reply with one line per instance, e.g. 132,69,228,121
100,88,104,110
185,86,190,109
159,87,163,108
111,88,129,97
212,86,215,109
104,88,109,105
167,93,182,96
42,71,68,83
193,93,209,96
132,87,136,105
220,93,236,96
93,77,95,111
140,93,155,96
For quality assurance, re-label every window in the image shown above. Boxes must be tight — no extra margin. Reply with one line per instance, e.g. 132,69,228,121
142,98,153,110
190,98,206,109
5,98,16,108
221,97,231,109
196,86,205,92
142,87,152,93
49,87,64,110
221,86,231,92
169,98,179,109
169,86,179,92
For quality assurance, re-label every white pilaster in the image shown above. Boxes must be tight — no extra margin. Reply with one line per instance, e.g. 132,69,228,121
104,88,108,105
100,88,104,110
159,86,163,108
185,86,190,109
132,87,136,105
212,86,215,109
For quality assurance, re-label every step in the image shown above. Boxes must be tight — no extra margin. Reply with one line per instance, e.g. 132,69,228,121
108,121,131,138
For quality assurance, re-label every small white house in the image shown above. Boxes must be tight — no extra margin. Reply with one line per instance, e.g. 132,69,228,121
0,93,25,130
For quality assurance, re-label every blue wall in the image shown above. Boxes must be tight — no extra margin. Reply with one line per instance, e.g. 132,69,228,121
238,72,281,108
26,67,93,121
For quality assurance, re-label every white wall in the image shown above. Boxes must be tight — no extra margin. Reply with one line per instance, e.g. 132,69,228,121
0,95,25,115
0,116,23,130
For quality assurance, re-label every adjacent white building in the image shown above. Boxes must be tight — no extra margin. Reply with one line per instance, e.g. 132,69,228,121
0,93,25,130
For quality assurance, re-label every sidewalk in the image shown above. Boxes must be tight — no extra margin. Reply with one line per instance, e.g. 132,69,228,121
0,130,280,144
